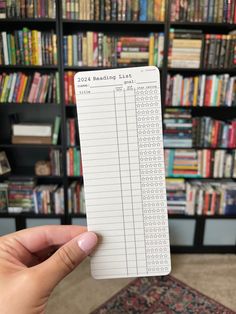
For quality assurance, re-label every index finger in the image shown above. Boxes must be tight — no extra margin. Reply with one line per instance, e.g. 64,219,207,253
3,225,87,253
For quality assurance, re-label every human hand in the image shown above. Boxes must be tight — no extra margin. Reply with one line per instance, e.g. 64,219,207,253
0,225,98,314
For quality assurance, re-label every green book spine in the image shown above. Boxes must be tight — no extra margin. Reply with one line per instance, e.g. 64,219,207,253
56,72,60,104
52,116,61,144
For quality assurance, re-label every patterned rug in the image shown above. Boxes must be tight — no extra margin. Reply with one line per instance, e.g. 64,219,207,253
92,275,235,314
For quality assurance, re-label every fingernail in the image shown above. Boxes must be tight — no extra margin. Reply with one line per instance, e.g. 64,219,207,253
77,232,97,255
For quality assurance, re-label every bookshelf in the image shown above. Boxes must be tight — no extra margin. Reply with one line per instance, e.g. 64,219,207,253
0,0,235,253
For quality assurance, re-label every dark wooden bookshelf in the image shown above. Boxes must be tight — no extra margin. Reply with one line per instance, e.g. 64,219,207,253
0,0,235,252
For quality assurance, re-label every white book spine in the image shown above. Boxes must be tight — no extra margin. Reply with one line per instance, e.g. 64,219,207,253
2,32,9,65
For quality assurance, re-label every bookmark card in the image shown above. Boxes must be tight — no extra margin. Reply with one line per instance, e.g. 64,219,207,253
74,66,171,279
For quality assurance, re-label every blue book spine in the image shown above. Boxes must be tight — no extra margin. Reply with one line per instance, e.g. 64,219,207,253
168,149,175,177
63,36,68,66
139,0,147,21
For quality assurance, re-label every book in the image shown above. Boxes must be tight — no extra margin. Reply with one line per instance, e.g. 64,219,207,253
12,135,52,144
12,123,52,137
0,183,8,211
0,151,11,175
52,116,61,145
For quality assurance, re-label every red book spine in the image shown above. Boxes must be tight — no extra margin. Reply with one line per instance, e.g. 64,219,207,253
204,77,212,106
70,119,75,146
64,72,68,104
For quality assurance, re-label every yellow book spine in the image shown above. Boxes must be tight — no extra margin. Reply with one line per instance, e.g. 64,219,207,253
193,76,199,106
87,32,93,66
160,0,165,22
68,35,73,66
31,30,38,65
1,75,9,102
148,33,155,66
53,34,57,65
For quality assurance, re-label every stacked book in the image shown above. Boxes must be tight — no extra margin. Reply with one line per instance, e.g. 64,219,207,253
168,29,203,68
66,118,79,146
170,0,236,23
0,0,56,19
192,117,236,148
64,71,76,105
117,33,163,67
7,177,35,213
68,182,85,215
165,149,236,178
165,149,200,178
67,148,82,176
203,32,236,69
0,72,60,104
62,0,165,22
0,28,57,65
186,181,236,215
166,178,186,214
34,185,64,214
163,108,192,148
12,123,53,144
165,74,236,107
63,32,164,67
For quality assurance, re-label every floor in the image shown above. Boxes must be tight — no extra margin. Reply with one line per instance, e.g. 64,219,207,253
46,254,236,314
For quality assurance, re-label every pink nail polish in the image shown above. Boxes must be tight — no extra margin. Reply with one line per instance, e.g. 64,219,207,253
77,232,97,254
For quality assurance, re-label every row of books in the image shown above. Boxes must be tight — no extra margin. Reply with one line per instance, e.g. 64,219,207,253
0,29,57,65
166,179,236,215
63,32,164,67
168,29,236,69
164,110,236,149
62,0,165,22
0,179,64,214
203,33,236,69
66,118,79,146
0,72,60,104
192,117,236,148
165,149,236,178
68,182,85,214
0,0,56,19
165,74,236,107
170,0,236,24
66,148,82,176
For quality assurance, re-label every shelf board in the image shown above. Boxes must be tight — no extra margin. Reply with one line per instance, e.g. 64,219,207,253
0,168,63,180
0,18,56,23
63,19,164,26
0,102,59,106
165,176,236,180
0,144,62,148
0,65,58,70
171,21,236,29
67,175,83,179
164,147,236,150
168,67,236,74
164,106,236,109
65,104,76,107
0,212,63,218
64,65,163,71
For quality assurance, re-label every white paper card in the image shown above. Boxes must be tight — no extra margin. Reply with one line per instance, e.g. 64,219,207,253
74,66,171,279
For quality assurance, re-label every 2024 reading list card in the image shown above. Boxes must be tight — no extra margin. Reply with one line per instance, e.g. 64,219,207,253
74,66,171,279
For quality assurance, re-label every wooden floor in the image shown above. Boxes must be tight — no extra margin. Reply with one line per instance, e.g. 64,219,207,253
46,254,236,314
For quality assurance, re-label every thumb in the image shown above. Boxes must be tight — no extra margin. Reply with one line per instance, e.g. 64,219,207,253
34,231,98,292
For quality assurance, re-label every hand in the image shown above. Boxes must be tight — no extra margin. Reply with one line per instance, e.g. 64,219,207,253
0,225,98,314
